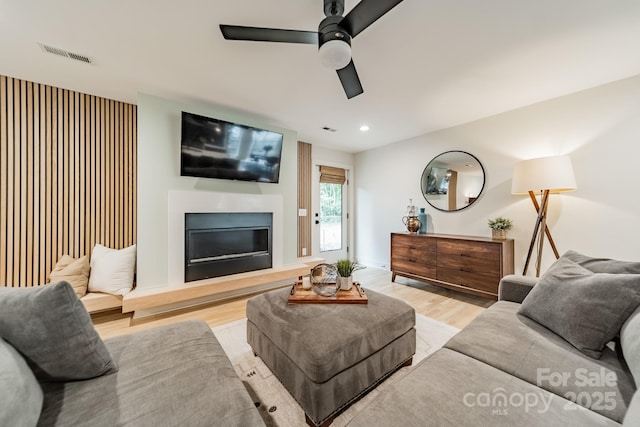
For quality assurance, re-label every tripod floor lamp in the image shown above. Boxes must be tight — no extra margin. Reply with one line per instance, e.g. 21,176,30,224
511,155,577,277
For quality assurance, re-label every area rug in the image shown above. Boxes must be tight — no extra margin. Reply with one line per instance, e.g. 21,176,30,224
212,314,459,427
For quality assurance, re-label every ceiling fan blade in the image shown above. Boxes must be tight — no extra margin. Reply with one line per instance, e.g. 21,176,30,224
340,0,404,38
336,60,364,99
220,25,318,44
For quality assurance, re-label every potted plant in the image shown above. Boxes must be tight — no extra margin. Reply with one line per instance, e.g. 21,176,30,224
488,217,513,239
335,259,364,291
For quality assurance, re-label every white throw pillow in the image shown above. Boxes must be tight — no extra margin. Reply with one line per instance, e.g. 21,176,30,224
88,244,136,296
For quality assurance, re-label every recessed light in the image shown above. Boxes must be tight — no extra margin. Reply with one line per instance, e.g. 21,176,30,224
360,125,369,131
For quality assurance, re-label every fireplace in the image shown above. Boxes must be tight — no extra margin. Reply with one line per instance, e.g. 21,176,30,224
185,212,273,282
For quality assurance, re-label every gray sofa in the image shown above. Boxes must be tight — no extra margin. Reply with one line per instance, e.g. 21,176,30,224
0,282,265,427
346,272,640,426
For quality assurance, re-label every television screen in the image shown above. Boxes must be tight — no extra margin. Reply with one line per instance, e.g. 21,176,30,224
180,111,284,183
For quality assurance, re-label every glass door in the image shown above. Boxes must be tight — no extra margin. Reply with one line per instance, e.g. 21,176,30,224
314,166,348,263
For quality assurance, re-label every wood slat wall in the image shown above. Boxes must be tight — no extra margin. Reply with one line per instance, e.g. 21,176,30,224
297,141,312,257
0,75,137,287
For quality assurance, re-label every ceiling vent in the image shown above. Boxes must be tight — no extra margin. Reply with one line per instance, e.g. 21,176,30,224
38,43,93,64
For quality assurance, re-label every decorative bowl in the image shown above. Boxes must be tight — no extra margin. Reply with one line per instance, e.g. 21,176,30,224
310,263,339,297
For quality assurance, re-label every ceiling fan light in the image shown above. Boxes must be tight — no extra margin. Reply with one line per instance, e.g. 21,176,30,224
319,39,351,70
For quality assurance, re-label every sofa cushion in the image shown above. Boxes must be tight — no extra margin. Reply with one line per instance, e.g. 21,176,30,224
445,301,635,423
519,256,640,358
38,320,265,427
346,348,620,427
0,281,117,381
621,306,640,386
50,254,90,297
88,243,136,296
0,338,43,427
564,250,640,274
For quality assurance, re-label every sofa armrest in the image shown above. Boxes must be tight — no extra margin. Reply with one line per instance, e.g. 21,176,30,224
498,275,538,303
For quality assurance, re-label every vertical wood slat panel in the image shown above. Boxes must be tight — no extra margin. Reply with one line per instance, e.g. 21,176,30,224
297,141,312,257
38,85,46,283
0,75,137,287
0,77,7,284
26,81,34,286
13,79,21,286
5,77,15,285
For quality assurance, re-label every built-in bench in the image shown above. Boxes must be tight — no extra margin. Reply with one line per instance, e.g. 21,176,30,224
84,257,324,317
81,292,124,314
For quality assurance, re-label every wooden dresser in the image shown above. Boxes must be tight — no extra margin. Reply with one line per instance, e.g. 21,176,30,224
390,233,514,299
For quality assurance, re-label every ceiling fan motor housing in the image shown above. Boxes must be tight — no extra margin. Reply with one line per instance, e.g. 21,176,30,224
318,16,352,69
318,16,351,48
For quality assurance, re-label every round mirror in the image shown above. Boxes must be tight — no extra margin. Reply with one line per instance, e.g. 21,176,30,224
420,151,485,212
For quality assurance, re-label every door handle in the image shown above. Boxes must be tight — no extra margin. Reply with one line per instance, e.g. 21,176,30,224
315,220,320,225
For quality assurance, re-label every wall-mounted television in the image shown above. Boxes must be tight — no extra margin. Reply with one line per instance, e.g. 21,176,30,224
180,111,284,183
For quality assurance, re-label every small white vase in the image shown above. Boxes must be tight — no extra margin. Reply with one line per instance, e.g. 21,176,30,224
338,276,353,291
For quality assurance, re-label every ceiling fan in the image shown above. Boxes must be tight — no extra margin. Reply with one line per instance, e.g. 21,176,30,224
220,0,405,99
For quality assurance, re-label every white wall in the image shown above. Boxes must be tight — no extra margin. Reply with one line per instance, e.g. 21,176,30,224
355,75,640,275
137,93,298,289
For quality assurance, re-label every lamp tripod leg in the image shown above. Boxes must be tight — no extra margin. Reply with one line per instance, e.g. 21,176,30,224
523,190,554,276
535,191,551,277
528,191,560,259
523,191,544,275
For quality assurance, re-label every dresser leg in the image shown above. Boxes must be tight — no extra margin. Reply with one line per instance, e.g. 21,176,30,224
391,272,396,282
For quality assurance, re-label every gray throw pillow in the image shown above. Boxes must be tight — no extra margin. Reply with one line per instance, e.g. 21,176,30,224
0,281,118,381
519,257,640,358
0,337,43,427
564,250,640,274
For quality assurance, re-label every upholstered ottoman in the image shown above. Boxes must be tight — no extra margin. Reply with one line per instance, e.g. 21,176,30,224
246,287,416,426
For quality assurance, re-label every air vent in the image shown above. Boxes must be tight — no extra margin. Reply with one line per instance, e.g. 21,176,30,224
322,126,336,132
39,43,93,64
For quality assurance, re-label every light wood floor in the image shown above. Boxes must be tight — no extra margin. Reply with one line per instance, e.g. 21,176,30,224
92,267,495,340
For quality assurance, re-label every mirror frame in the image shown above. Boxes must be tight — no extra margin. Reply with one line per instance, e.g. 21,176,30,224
420,150,485,212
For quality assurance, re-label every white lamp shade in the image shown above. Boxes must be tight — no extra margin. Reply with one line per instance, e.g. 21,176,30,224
511,155,577,194
319,40,351,70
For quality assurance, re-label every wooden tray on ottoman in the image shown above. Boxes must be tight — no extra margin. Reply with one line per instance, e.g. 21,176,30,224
287,282,368,304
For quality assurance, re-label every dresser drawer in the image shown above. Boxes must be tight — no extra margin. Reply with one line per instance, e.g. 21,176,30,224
391,234,437,252
391,259,436,278
436,267,499,294
437,239,500,261
392,245,437,265
436,253,500,276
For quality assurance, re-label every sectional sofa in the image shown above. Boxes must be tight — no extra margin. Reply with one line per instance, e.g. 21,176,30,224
346,251,640,426
0,281,265,427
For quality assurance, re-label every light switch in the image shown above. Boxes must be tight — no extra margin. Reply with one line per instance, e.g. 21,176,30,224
298,209,307,217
